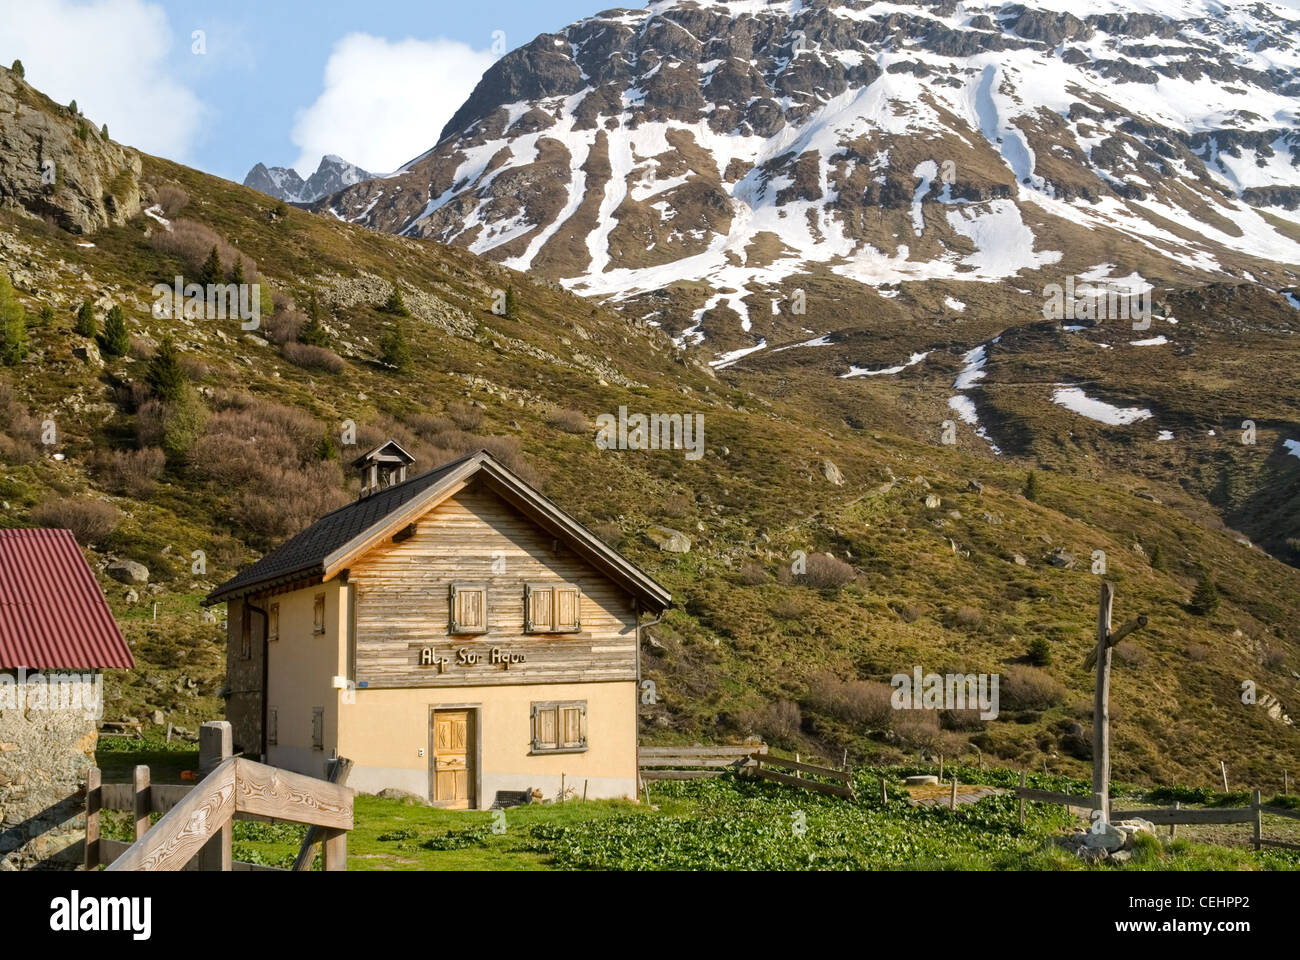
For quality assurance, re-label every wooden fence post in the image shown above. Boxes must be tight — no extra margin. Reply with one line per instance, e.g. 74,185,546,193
197,721,232,871
84,767,101,870
1252,790,1262,851
938,752,944,784
322,829,347,871
879,777,887,805
950,776,958,811
133,765,151,840
293,756,353,871
1221,761,1229,792
1171,800,1179,839
1018,769,1027,826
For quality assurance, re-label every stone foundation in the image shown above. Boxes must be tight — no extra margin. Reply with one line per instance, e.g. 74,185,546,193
0,671,101,870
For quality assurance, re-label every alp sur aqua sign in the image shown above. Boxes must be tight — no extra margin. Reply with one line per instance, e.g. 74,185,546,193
420,646,527,672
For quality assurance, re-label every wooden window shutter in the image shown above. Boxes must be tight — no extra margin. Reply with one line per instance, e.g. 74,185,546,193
267,708,278,746
560,704,585,748
268,603,279,642
450,584,488,634
313,594,326,635
555,585,581,633
525,584,554,633
311,707,324,750
533,704,558,751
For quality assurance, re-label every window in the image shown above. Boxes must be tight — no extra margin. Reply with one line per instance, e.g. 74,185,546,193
313,594,326,635
268,603,279,642
239,604,251,660
531,701,586,753
267,708,277,746
311,707,324,751
524,583,581,634
450,583,488,635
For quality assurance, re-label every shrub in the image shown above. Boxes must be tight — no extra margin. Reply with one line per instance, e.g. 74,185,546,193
379,323,411,371
737,562,767,586
74,301,96,337
37,304,53,327
545,407,587,434
800,553,856,590
148,219,257,281
747,699,802,744
1185,643,1209,661
0,272,28,366
1149,542,1168,572
263,308,306,345
1112,640,1146,667
805,671,894,728
659,493,692,519
447,401,484,431
10,60,23,78
0,380,40,463
954,605,982,629
282,342,344,373
590,521,622,547
1190,573,1219,616
1262,647,1286,671
99,305,130,357
31,498,120,545
93,447,166,497
1026,636,1053,666
892,710,944,751
155,184,189,216
769,597,807,620
999,665,1066,711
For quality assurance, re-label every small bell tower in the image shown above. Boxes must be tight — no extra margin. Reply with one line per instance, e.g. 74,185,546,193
352,440,416,498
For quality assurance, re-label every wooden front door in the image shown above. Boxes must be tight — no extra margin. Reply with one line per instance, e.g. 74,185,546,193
431,710,473,809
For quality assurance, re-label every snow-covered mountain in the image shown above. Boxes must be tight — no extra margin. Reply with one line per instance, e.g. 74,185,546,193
245,154,373,204
318,0,1300,361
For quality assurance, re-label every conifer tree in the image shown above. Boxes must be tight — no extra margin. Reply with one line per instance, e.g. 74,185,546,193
1190,572,1219,616
99,304,130,357
1023,470,1041,502
298,295,330,347
379,322,412,371
74,300,96,337
0,272,29,366
146,335,188,403
199,246,224,287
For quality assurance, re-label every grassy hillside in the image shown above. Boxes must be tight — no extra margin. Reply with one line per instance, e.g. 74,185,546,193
1,65,1298,791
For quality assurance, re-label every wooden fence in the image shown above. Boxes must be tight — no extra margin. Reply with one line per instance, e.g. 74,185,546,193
1014,778,1300,851
87,721,354,871
741,752,857,800
639,743,767,781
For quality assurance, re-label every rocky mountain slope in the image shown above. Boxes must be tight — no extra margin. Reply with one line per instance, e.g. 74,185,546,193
1,62,1298,789
319,0,1300,355
245,154,372,204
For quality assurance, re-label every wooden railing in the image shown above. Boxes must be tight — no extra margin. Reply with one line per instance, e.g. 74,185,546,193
742,751,856,800
88,721,353,872
639,743,767,781
1015,779,1300,851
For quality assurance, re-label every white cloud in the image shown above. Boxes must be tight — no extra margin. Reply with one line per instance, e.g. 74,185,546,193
291,33,494,177
0,0,206,162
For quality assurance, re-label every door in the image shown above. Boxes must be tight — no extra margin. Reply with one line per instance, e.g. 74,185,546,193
431,710,474,809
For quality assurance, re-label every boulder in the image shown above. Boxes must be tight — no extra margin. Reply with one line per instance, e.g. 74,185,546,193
644,525,692,553
820,459,844,485
107,559,149,584
72,338,102,366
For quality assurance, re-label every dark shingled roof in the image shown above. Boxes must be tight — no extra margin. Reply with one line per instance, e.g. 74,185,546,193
207,452,474,603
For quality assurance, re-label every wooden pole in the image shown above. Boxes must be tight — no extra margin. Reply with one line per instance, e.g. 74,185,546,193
583,779,588,802
938,752,944,783
1091,583,1113,825
1018,769,1026,826
879,777,887,805
322,828,347,871
293,756,352,871
1171,800,1179,839
133,765,151,840
1221,761,1229,792
84,766,101,870
1286,771,1290,795
950,776,958,811
197,721,232,871
1252,790,1262,851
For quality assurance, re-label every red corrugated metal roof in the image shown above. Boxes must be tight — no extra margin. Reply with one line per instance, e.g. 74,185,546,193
0,528,133,669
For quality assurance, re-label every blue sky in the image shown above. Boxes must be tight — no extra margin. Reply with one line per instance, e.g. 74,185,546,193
0,0,599,182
